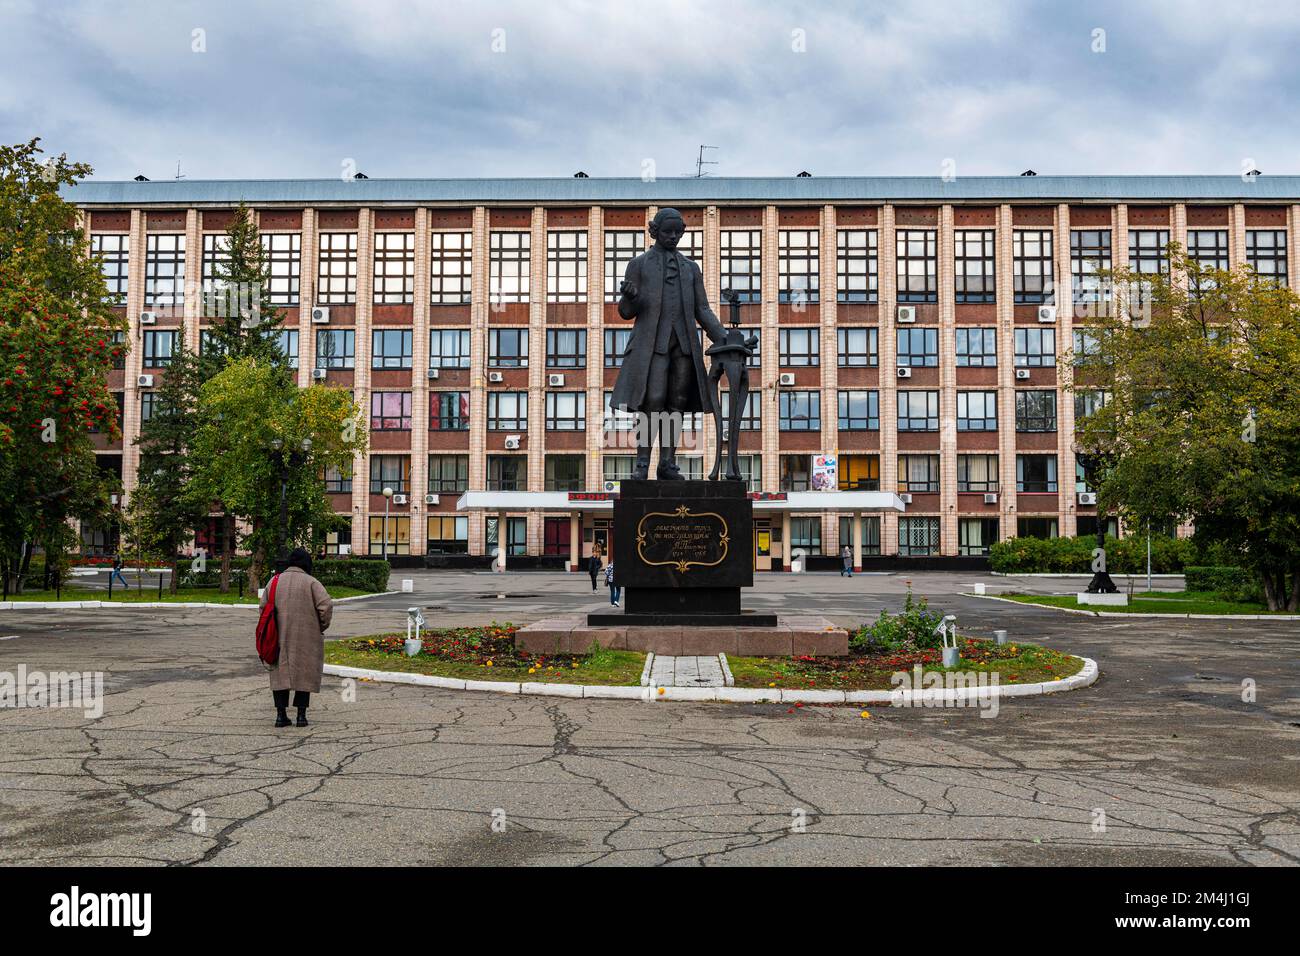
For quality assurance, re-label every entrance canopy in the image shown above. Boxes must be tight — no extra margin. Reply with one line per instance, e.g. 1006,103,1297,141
455,490,908,513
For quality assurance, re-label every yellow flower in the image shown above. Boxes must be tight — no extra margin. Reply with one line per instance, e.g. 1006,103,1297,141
768,682,776,688
528,667,536,674
572,662,579,668
657,687,665,695
485,660,493,667
860,710,871,719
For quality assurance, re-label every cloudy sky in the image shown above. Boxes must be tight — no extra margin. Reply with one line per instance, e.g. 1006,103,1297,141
2,0,1299,182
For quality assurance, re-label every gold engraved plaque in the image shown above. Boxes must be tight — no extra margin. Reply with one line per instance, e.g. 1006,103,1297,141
634,504,730,573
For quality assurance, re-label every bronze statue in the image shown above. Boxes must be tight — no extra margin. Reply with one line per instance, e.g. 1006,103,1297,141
611,208,727,480
707,290,759,481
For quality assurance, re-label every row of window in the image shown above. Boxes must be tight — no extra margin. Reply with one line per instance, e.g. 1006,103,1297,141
97,225,1288,309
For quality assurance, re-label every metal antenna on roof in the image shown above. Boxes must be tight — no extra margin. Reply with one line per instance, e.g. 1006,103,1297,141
174,161,185,180
694,145,718,178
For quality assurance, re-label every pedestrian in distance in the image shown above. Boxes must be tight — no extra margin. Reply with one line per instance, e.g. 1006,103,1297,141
109,553,128,589
841,544,853,578
588,547,603,592
605,561,621,607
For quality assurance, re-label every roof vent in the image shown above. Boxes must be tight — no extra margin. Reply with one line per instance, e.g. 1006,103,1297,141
573,170,589,178
353,172,368,180
133,174,150,182
1245,168,1262,178
796,170,812,177
1020,169,1037,177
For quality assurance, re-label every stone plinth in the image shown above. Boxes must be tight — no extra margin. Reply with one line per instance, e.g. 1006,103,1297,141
517,615,849,657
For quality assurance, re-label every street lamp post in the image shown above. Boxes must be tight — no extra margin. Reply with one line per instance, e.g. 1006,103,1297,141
381,486,394,561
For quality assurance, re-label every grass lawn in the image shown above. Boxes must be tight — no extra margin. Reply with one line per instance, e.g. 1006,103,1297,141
6,584,372,604
728,638,1083,692
326,623,647,686
999,589,1280,615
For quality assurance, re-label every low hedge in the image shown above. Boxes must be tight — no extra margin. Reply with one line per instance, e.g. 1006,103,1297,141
989,534,1199,574
1183,566,1262,603
312,558,390,593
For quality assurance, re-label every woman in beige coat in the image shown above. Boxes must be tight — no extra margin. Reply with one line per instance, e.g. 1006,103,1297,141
260,548,333,727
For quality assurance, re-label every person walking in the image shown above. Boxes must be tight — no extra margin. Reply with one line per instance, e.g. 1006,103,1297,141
840,544,853,578
109,553,128,590
605,561,620,607
260,548,333,728
587,547,603,592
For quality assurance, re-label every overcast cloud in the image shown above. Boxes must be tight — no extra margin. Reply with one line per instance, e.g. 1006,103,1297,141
2,0,1298,182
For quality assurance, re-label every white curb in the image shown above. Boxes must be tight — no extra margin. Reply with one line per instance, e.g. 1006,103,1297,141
718,652,735,687
322,655,1099,705
967,592,1300,621
0,590,396,612
639,652,655,687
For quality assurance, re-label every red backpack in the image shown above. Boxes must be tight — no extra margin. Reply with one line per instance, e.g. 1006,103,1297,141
255,574,281,665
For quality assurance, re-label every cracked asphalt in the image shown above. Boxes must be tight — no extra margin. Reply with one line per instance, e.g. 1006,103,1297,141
0,570,1296,866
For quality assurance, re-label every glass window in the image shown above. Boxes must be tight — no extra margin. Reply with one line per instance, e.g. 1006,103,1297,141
428,455,468,493
837,327,878,367
267,328,299,368
898,455,940,493
1071,229,1111,308
369,516,411,555
257,232,300,306
789,516,822,552
897,390,939,431
317,232,357,304
896,327,938,367
837,229,878,303
1246,229,1288,286
323,463,352,494
431,231,472,304
1015,390,1057,432
315,329,355,369
487,455,524,491
110,330,127,370
373,232,415,304
487,391,528,430
778,327,819,366
603,455,635,482
602,391,638,431
371,328,413,370
489,231,530,304
140,391,161,423
780,455,810,491
488,328,529,368
547,231,587,303
1013,229,1054,304
1017,516,1059,539
545,328,586,368
718,390,761,431
604,328,632,368
370,391,412,431
720,229,761,303
142,329,177,368
837,515,881,555
431,391,469,431
544,391,586,430
896,229,937,303
778,391,820,431
840,454,880,491
956,391,997,431
369,455,410,494
778,229,819,305
955,327,997,366
1014,327,1056,367
959,517,1000,556
1128,228,1169,310
427,515,468,554
545,455,585,491
955,229,995,303
430,329,470,369
898,517,940,556
542,515,571,556
91,234,129,304
1074,389,1109,420
144,234,185,309
837,390,879,430
1071,328,1101,366
957,454,999,492
604,230,644,301
1016,454,1058,493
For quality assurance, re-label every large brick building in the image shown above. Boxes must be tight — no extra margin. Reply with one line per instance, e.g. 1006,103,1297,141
66,175,1300,568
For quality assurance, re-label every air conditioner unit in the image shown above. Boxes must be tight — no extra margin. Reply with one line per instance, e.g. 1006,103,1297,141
1015,369,1031,380
898,493,913,504
424,494,439,505
310,306,331,324
1037,305,1057,323
504,435,521,450
311,368,328,380
109,494,119,506
547,373,565,387
896,366,912,379
426,367,440,380
1077,492,1097,506
897,305,916,323
139,311,157,325
136,374,154,387
778,372,796,387
488,371,504,383
392,494,408,506
983,492,999,504
604,480,621,493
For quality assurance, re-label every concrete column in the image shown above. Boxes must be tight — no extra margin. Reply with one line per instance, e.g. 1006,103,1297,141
1290,205,1300,295
410,208,431,556
468,206,489,555
995,204,1016,543
878,204,898,554
938,204,957,554
351,208,373,552
1171,202,1188,293
569,512,580,572
183,209,201,354
586,206,603,491
781,510,792,571
1228,203,1246,268
819,204,838,462
1055,203,1077,538
527,207,547,556
851,510,862,572
1114,205,1131,321
121,209,147,502
299,209,318,386
760,205,780,493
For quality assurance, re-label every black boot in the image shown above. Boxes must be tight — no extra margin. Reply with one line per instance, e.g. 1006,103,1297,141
295,707,309,727
274,708,291,728
630,446,651,481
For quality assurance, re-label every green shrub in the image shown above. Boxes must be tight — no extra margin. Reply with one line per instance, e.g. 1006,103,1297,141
177,557,251,589
1184,566,1262,603
851,588,944,650
313,558,390,593
989,534,1198,574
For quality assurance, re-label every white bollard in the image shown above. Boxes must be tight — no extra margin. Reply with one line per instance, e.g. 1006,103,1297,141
994,629,1008,645
974,582,986,595
401,578,414,593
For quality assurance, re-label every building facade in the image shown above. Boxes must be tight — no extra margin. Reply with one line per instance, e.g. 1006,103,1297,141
67,175,1300,567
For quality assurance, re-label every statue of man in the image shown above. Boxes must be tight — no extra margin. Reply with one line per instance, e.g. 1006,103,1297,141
611,208,727,480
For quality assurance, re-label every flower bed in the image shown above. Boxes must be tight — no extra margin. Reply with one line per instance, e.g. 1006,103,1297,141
325,623,647,685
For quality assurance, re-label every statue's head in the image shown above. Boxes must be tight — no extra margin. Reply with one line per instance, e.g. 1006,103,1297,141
649,208,685,251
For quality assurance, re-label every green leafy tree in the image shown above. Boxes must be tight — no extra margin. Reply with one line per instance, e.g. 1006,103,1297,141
1072,249,1300,610
188,357,364,592
0,139,124,595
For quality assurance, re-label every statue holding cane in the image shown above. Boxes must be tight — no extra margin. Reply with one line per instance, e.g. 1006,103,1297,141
707,290,759,481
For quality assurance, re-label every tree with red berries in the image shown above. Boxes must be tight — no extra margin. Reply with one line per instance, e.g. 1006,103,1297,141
0,139,125,595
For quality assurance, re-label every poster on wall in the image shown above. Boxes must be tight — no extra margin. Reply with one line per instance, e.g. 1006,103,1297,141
811,453,838,491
